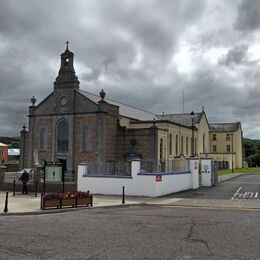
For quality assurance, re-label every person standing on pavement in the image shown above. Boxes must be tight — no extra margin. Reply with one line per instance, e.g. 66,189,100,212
19,170,29,194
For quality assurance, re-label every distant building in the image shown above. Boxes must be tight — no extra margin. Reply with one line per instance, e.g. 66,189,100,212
0,143,8,163
8,148,20,162
208,123,243,169
20,45,243,180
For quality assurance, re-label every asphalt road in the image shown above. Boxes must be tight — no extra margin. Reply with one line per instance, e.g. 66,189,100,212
0,205,260,259
168,174,260,200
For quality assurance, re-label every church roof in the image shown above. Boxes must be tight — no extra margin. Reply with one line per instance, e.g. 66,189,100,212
157,112,203,127
209,122,240,132
79,90,157,121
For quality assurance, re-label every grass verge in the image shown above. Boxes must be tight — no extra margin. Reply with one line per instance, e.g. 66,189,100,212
218,168,260,176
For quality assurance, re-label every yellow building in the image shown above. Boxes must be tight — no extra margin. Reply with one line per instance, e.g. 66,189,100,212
155,112,243,169
206,123,243,169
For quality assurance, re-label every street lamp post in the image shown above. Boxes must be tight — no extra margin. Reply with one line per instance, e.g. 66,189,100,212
231,133,234,173
191,111,195,157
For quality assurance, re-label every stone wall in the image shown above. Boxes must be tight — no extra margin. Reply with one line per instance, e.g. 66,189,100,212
116,127,157,161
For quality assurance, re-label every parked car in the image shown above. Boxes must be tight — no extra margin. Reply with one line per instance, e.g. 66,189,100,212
17,168,33,181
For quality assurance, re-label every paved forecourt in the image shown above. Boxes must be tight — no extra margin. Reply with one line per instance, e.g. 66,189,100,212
1,173,260,214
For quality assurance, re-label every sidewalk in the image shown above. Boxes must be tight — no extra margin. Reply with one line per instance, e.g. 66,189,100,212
218,172,246,182
0,172,259,215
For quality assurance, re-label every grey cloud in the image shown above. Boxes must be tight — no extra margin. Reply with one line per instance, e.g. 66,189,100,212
218,45,249,66
235,0,260,32
0,0,259,139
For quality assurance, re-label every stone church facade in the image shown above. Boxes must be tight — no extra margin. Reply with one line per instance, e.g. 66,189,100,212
20,45,244,181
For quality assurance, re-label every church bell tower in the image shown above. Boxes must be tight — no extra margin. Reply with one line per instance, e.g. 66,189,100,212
54,41,80,89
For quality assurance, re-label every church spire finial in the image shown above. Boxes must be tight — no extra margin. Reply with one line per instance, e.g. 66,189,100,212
65,40,69,50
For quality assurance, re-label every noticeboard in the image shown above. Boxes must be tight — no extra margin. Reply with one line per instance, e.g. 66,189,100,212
45,165,62,182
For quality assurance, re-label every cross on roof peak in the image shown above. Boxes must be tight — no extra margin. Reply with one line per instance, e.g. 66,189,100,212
65,40,69,50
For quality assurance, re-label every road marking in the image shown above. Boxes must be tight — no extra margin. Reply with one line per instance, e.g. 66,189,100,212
232,187,259,200
231,187,242,200
243,192,254,199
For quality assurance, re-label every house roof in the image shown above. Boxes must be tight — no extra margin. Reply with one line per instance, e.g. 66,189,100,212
79,90,157,121
209,122,240,132
157,112,203,127
0,142,8,147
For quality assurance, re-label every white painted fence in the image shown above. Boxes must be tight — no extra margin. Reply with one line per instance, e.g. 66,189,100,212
77,158,199,197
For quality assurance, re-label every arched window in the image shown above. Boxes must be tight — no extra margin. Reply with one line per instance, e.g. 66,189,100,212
39,127,47,150
81,125,92,152
186,137,189,155
57,121,69,152
181,136,184,154
159,138,163,161
175,135,178,156
203,133,205,153
64,58,69,66
191,137,193,156
169,134,172,155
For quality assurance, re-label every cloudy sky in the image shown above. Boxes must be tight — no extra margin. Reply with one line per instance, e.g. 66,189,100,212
1,0,260,138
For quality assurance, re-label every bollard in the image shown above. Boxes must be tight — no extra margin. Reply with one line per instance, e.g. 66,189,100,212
122,186,125,204
13,180,16,196
4,192,8,213
35,181,38,197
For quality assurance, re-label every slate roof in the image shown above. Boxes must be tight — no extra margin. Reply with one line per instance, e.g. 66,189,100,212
209,122,240,132
157,113,203,127
79,90,157,121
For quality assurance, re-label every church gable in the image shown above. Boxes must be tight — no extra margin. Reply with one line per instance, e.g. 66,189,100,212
34,92,55,116
75,91,99,114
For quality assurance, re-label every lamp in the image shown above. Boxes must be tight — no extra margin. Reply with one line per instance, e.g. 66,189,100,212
231,133,234,173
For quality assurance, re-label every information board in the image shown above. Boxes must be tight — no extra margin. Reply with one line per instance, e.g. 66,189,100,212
45,165,62,182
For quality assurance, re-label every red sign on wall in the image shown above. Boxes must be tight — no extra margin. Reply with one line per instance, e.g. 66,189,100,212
156,175,162,182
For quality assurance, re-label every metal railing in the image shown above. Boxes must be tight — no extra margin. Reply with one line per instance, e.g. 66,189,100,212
85,161,131,176
140,159,190,173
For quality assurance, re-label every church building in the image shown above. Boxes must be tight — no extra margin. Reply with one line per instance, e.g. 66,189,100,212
20,45,244,181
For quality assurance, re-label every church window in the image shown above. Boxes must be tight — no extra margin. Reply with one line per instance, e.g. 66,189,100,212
175,135,178,155
181,136,184,154
190,137,193,155
39,127,47,150
81,126,92,152
57,121,69,152
186,137,189,155
203,133,205,153
169,134,172,155
159,138,163,160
